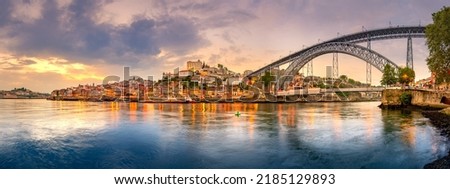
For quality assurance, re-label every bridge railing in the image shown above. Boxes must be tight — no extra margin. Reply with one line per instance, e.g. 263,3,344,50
275,87,384,96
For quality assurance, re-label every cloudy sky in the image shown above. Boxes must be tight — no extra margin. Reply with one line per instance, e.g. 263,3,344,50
0,0,447,92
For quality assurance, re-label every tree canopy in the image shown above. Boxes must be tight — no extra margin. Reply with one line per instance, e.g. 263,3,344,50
339,75,348,82
397,67,415,86
261,71,275,92
425,6,450,84
381,64,397,86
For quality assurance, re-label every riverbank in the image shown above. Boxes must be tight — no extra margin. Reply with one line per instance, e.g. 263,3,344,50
46,98,381,103
0,97,48,99
379,89,450,168
378,103,448,110
422,108,450,169
379,104,450,168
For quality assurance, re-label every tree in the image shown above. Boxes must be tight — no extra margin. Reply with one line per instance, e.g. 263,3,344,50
381,64,398,86
425,6,450,85
339,75,348,82
397,67,415,87
317,80,325,88
261,71,275,92
348,78,356,85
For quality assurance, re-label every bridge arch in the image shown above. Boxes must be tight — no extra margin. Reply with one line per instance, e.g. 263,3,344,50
278,42,399,89
286,42,399,74
248,26,425,77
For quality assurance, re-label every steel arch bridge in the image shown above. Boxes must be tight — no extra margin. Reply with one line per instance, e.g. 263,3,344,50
282,42,398,76
247,26,426,79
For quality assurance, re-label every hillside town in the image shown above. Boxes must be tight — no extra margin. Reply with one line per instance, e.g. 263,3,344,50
0,88,50,99
49,60,256,102
47,60,385,102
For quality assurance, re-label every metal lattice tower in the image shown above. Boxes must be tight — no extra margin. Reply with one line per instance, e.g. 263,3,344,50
366,36,372,86
306,61,310,76
406,35,413,70
332,53,339,80
307,60,313,77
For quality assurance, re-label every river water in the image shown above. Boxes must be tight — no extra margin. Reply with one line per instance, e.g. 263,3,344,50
0,99,448,168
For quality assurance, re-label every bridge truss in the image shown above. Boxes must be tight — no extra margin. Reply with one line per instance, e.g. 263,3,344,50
248,26,426,85
277,42,399,88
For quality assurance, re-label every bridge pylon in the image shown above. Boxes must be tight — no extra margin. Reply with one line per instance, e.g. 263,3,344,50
307,60,313,77
366,36,372,86
332,53,339,81
406,35,413,70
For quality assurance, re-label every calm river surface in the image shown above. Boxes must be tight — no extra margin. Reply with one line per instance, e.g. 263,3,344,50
0,99,448,168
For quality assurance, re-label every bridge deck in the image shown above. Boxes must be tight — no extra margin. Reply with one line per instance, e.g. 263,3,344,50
276,88,383,96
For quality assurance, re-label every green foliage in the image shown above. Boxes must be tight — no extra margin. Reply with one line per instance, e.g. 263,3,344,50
399,92,412,105
336,91,350,98
317,80,325,88
381,64,398,86
348,78,356,85
339,75,348,82
397,67,415,86
261,71,275,87
425,6,450,84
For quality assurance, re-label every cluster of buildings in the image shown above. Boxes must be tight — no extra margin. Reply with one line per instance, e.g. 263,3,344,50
50,84,104,101
0,88,50,99
414,73,449,90
48,60,395,103
50,60,256,102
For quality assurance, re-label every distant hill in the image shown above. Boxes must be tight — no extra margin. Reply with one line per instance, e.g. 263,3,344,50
0,88,50,99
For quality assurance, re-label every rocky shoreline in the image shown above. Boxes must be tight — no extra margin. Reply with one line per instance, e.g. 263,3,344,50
422,110,450,169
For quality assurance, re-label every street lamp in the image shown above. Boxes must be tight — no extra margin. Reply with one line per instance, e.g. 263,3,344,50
402,74,408,88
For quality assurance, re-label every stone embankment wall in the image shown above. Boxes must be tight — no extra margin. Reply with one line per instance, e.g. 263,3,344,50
410,90,450,106
381,89,450,107
381,89,403,106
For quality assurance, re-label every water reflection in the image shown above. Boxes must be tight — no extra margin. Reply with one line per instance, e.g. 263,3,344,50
0,100,448,168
